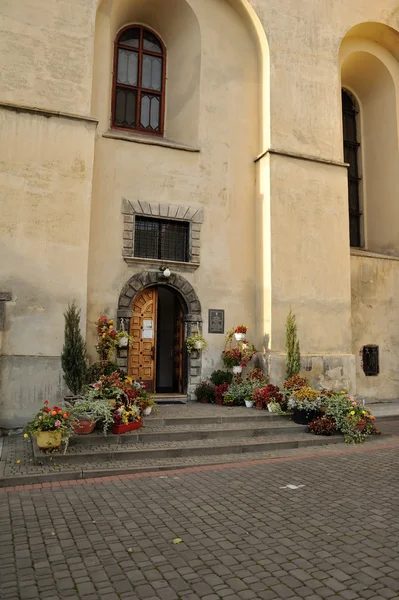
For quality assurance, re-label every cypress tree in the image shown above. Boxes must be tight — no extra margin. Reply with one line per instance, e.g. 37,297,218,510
61,301,87,396
285,309,301,379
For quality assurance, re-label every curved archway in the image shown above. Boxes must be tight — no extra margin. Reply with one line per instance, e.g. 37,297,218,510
340,24,399,255
117,271,202,398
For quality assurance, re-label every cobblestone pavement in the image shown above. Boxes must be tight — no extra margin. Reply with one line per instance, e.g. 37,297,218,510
2,441,399,599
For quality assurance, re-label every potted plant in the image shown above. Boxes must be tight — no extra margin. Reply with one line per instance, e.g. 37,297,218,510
61,301,87,403
253,384,283,410
194,381,215,403
68,397,114,435
210,370,233,386
287,387,322,424
136,393,156,416
323,393,378,443
186,332,208,353
111,402,142,434
223,392,235,406
214,382,229,406
234,325,248,341
25,401,74,450
222,348,243,373
95,315,126,361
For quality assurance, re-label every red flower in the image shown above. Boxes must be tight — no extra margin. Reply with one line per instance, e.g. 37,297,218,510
44,408,51,413
44,400,49,405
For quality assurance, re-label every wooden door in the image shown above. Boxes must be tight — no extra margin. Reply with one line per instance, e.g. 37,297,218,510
129,287,158,392
173,298,184,394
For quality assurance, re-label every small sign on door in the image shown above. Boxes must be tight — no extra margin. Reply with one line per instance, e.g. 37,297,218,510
143,319,153,329
142,329,154,339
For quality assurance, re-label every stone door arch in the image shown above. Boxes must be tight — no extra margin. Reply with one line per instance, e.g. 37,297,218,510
117,271,202,398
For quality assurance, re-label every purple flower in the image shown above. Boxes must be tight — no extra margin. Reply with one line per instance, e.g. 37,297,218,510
54,420,61,427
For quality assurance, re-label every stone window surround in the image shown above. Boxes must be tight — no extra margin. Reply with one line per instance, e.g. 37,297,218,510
122,198,204,267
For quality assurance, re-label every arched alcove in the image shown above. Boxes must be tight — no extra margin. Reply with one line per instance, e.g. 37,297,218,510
340,24,399,255
92,0,201,146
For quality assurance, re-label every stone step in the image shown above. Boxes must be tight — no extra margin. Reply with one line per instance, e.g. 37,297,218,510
33,432,344,466
154,395,188,404
69,421,305,446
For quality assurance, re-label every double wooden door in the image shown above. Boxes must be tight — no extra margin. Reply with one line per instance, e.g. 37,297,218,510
128,286,184,393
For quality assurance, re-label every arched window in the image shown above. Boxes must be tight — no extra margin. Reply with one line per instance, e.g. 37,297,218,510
342,89,362,247
112,26,166,135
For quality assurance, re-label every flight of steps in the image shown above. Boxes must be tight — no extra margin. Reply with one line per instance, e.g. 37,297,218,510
32,410,345,476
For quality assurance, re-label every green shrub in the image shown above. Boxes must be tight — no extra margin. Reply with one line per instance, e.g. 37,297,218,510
61,301,87,396
86,361,124,384
194,381,215,402
210,370,233,386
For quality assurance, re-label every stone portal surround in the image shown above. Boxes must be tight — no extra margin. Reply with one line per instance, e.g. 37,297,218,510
121,198,204,263
117,271,203,398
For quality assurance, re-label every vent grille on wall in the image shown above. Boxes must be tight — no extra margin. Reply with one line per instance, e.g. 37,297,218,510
362,345,379,376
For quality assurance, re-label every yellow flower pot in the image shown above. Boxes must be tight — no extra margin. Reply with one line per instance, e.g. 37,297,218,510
36,430,63,449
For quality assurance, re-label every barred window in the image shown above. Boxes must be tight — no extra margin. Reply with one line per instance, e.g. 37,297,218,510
112,26,166,136
134,217,189,262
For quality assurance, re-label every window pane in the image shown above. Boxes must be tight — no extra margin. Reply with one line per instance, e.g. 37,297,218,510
134,218,159,259
117,49,138,86
350,214,361,247
140,94,160,131
160,222,189,262
115,87,137,128
134,218,189,262
119,28,140,48
142,55,162,91
143,30,162,53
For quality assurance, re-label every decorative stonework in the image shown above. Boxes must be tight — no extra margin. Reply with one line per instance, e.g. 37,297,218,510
116,271,203,399
122,198,204,264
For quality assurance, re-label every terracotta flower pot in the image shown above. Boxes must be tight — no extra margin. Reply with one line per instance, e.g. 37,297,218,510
36,430,63,449
355,418,367,432
214,398,224,406
72,418,97,435
198,398,209,404
111,420,142,435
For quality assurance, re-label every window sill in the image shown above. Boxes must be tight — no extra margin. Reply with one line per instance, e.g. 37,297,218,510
350,248,399,262
103,129,200,153
124,256,200,272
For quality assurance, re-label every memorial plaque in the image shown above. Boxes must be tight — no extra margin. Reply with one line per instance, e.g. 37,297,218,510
208,309,224,334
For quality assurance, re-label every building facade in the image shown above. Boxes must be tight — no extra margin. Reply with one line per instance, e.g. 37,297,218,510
1,0,399,427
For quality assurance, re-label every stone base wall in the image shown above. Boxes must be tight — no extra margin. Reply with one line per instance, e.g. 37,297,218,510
0,356,66,429
267,352,356,393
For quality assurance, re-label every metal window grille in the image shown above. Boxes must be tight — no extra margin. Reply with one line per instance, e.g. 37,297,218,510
134,216,189,262
362,345,379,376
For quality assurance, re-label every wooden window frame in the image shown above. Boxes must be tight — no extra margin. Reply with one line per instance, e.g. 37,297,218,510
112,25,166,137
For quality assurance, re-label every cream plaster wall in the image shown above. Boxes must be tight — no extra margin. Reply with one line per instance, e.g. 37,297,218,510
88,0,260,376
351,254,399,400
3,0,399,427
0,0,96,115
0,109,96,426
